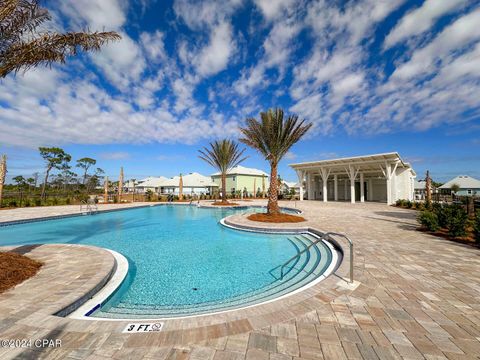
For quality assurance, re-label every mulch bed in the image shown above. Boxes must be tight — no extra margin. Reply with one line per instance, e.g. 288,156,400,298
0,252,43,294
417,228,479,248
247,213,306,223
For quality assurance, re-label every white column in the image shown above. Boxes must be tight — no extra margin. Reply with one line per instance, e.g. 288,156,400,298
334,174,338,201
320,168,330,203
307,172,313,200
360,172,364,203
368,178,373,201
345,165,359,204
385,163,392,205
350,178,355,203
296,170,304,201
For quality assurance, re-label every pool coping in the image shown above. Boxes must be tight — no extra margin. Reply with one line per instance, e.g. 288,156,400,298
66,227,340,321
0,203,359,344
0,202,301,227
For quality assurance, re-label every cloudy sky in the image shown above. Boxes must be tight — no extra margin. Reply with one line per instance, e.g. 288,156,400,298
1,0,479,183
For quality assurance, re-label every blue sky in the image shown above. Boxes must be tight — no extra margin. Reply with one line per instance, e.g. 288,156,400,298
1,0,480,183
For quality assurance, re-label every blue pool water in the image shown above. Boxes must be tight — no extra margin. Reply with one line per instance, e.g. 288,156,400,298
0,205,333,318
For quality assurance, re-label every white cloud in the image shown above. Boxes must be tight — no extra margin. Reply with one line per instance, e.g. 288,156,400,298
140,31,166,62
90,32,146,89
194,22,235,77
56,0,126,30
384,0,466,49
100,152,131,160
332,73,364,96
392,8,480,80
253,0,297,21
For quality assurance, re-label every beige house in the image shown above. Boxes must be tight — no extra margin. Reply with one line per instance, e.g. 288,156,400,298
290,152,416,204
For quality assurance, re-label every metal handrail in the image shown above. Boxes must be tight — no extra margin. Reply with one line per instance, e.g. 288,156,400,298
279,232,354,283
80,200,98,215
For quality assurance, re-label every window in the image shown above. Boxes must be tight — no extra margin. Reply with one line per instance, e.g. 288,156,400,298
232,176,236,181
467,189,472,195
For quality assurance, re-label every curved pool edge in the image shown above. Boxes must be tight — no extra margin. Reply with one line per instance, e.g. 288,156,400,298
68,214,343,321
68,249,129,320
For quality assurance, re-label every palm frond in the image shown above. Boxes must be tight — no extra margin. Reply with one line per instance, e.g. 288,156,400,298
239,108,312,165
1,31,121,77
198,139,247,174
0,0,120,77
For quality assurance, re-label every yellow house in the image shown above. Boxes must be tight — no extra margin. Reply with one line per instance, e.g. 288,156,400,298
211,165,269,196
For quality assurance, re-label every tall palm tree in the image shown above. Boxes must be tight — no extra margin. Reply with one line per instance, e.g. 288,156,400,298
0,0,121,78
0,155,6,208
198,139,247,204
239,108,312,215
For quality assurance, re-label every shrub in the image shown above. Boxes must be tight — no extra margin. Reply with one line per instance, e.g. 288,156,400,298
432,203,449,228
35,199,42,206
418,211,439,232
8,200,17,207
417,202,426,211
446,205,467,238
474,210,480,244
396,199,403,206
405,200,413,208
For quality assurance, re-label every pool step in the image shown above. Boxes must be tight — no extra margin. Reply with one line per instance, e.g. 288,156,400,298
94,233,332,318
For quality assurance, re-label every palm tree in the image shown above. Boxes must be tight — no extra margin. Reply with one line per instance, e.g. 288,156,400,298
198,139,247,204
239,108,312,215
0,0,121,78
0,155,6,208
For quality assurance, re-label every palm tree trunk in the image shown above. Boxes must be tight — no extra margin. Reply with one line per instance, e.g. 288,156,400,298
41,168,51,202
267,163,280,215
221,173,227,203
0,155,6,208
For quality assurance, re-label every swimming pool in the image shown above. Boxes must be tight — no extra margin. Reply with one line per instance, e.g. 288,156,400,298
0,205,335,318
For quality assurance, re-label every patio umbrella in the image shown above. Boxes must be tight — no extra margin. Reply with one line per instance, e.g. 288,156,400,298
104,176,108,203
253,178,256,198
179,173,183,201
118,167,124,201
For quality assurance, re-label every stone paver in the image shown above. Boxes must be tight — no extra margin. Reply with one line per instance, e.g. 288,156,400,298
0,201,479,359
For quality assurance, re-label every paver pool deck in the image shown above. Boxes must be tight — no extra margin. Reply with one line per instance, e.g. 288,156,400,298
0,201,479,359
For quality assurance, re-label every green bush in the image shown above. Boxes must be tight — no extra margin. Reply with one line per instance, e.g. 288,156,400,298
432,203,449,228
446,205,467,238
474,210,480,244
396,199,403,206
405,200,412,208
418,211,439,232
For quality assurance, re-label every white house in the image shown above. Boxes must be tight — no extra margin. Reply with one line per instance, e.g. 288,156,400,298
161,173,218,195
135,176,169,193
290,152,416,204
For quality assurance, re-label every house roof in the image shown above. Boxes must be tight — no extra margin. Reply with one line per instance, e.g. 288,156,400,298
414,180,426,190
212,165,268,177
282,181,299,188
136,176,169,188
290,152,416,176
439,175,480,189
162,173,218,187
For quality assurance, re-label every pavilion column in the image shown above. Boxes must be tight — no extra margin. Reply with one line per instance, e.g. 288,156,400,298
306,172,313,200
344,179,347,200
319,168,331,203
360,172,365,203
296,170,304,201
334,174,338,201
368,178,373,201
345,165,359,204
380,161,399,205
